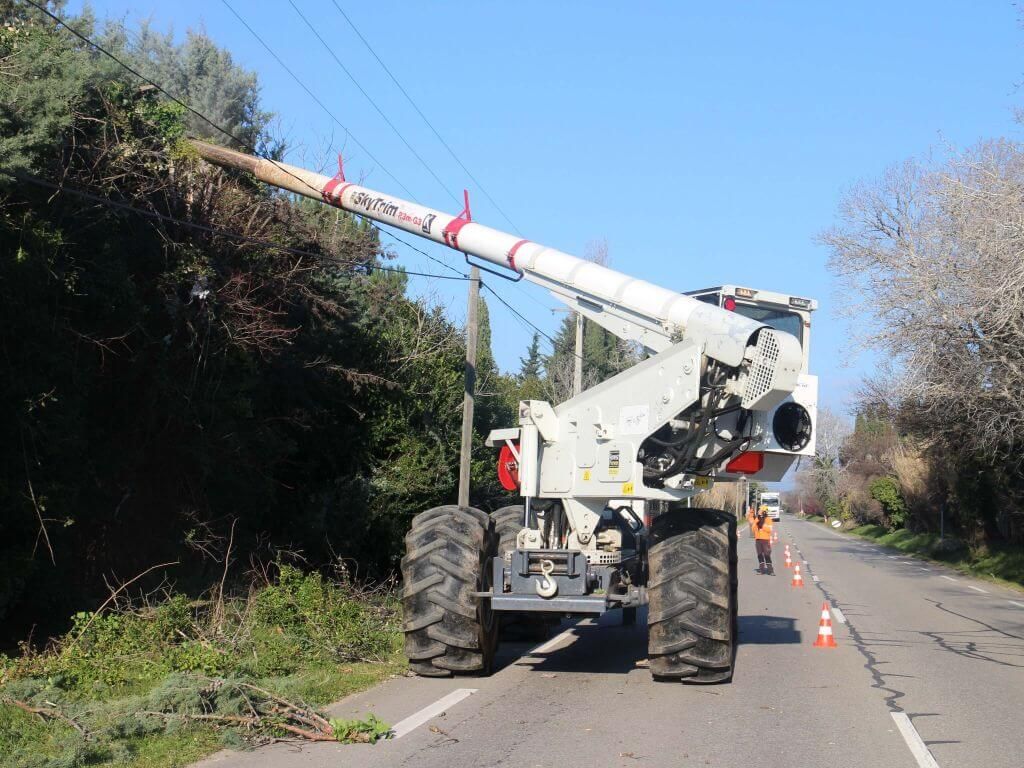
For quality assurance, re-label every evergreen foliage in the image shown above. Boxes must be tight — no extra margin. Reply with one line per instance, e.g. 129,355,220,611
518,332,542,380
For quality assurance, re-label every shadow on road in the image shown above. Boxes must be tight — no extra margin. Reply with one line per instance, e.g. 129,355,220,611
738,615,801,645
512,613,648,675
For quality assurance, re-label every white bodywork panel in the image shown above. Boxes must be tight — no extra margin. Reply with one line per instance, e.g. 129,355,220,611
517,341,701,505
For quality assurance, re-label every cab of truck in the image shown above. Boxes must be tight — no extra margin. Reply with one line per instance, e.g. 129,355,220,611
686,285,816,373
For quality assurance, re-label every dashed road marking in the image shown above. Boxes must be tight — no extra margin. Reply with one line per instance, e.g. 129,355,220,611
391,689,477,738
888,555,898,559
891,712,941,768
1009,601,1024,609
831,606,847,624
968,585,989,594
940,575,958,583
918,567,930,572
812,575,820,582
529,628,576,655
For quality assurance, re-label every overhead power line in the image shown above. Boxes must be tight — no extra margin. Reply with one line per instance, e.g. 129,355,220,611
219,0,418,202
286,0,461,207
481,282,583,363
329,0,521,235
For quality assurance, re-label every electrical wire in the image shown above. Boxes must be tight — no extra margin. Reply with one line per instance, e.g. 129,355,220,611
219,0,418,202
482,281,584,363
329,0,522,235
286,0,461,207
4,169,471,282
321,0,570,321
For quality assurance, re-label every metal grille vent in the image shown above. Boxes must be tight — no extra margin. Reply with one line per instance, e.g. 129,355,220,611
741,330,780,409
585,551,623,565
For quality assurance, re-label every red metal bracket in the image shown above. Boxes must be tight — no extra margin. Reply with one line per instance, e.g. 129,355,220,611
321,153,351,204
442,189,473,249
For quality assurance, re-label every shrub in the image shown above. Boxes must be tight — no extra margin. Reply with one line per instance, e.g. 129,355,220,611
870,476,907,530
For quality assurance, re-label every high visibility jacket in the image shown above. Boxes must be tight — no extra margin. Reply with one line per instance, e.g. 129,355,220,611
747,510,773,541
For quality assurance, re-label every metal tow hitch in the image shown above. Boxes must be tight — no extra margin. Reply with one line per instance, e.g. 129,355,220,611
536,559,558,598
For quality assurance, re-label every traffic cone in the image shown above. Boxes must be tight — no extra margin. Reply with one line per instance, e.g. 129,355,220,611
783,546,793,569
813,602,837,648
791,563,805,588
772,528,779,544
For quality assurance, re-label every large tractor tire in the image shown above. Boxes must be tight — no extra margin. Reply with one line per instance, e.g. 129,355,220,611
402,505,498,677
492,505,558,641
647,507,737,684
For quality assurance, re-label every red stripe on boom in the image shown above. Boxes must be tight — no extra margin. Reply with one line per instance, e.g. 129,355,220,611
321,179,352,204
506,239,530,271
443,189,473,250
321,153,350,205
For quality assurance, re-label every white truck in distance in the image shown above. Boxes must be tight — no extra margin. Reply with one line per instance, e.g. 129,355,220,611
759,491,782,521
188,140,818,684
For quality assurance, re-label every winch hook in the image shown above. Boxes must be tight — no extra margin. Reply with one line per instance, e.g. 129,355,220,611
536,559,558,598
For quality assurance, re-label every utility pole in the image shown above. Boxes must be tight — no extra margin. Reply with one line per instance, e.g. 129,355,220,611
573,312,584,397
458,266,480,508
553,307,585,397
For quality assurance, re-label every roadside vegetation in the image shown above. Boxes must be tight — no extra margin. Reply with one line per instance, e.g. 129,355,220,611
0,563,402,766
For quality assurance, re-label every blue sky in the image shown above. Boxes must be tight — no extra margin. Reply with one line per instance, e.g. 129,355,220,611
73,1,1023,414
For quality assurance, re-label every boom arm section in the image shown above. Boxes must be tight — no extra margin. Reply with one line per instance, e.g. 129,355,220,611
189,141,796,387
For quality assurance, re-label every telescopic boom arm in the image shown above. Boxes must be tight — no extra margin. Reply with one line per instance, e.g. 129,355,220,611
188,141,795,377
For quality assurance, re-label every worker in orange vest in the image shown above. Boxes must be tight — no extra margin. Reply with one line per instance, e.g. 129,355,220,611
746,504,775,575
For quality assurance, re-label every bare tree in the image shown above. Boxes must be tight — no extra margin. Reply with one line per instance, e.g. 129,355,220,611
794,405,849,514
821,140,1024,467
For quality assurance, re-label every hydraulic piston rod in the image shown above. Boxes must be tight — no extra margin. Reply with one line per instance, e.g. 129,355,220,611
189,140,787,371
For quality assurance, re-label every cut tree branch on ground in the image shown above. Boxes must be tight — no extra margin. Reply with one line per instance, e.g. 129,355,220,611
1,696,91,739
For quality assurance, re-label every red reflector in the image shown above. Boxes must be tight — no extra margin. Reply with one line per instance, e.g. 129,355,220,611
723,297,736,311
725,451,764,474
497,443,520,491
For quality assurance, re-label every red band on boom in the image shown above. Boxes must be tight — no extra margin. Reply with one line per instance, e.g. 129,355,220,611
321,153,350,205
442,189,473,250
506,239,530,271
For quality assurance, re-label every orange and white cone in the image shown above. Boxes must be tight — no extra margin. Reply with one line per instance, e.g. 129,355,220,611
791,563,805,588
813,602,837,648
772,529,779,544
783,546,793,569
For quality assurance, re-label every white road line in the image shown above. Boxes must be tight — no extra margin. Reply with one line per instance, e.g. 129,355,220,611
968,585,989,594
1009,601,1024,609
891,712,941,768
940,575,957,583
812,575,820,582
391,689,477,739
831,606,847,624
918,567,930,572
530,628,576,655
888,555,898,559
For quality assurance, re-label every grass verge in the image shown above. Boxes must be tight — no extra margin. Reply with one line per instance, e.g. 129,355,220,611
812,519,1024,591
0,564,403,767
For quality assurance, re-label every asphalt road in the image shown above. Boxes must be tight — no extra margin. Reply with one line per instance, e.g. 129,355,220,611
195,516,1024,768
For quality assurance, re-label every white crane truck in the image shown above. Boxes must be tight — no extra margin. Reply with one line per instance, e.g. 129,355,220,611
190,141,818,683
